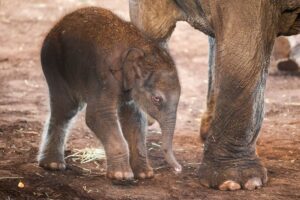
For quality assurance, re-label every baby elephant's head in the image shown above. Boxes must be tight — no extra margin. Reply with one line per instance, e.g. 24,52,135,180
121,46,181,172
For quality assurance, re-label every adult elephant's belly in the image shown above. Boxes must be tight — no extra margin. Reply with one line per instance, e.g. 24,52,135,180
129,0,300,191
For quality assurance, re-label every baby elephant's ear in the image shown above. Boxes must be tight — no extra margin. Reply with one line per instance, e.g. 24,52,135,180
122,48,145,90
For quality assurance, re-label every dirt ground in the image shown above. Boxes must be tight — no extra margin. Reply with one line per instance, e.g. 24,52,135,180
0,0,299,199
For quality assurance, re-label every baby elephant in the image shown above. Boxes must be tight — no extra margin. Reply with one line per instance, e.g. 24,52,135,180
38,7,182,181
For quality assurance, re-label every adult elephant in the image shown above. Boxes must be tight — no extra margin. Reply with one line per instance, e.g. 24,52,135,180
129,0,300,191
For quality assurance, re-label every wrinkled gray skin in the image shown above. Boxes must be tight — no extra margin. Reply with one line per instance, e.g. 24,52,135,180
38,7,182,181
129,0,300,190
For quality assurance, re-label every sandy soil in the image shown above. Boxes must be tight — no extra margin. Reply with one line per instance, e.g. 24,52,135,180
0,0,299,199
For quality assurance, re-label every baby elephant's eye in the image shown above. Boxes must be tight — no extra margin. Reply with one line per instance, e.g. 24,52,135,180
151,95,163,105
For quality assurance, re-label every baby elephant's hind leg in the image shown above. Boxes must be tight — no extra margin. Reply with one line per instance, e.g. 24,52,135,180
38,92,79,170
119,102,154,179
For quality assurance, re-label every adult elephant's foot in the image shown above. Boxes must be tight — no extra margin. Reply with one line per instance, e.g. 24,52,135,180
199,157,267,191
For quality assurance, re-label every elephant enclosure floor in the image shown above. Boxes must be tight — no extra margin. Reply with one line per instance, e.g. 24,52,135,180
0,0,300,199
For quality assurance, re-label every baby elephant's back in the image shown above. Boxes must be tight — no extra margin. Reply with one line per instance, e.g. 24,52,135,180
41,7,141,94
48,7,138,51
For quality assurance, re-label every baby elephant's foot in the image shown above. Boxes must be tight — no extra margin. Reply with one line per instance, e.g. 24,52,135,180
132,165,154,179
38,155,66,171
131,155,154,179
107,156,134,181
199,158,267,191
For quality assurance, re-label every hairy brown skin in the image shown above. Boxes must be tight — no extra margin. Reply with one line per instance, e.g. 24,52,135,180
38,7,182,181
129,0,300,190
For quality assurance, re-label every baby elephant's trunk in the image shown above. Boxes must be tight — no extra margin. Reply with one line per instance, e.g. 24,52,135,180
160,116,182,173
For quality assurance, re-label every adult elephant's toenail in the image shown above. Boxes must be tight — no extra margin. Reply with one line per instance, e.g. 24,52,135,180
244,178,262,190
219,180,241,191
199,179,210,188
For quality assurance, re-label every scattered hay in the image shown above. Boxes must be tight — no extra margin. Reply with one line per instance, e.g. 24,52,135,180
65,148,106,164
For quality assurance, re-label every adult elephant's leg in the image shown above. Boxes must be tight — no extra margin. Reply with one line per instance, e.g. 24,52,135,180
200,36,216,140
199,1,277,190
129,0,184,42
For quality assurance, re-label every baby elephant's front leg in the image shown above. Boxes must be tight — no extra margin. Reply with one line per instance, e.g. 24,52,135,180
119,102,154,179
86,99,133,181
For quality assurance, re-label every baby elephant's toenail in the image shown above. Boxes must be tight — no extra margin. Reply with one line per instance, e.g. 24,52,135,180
139,173,146,179
49,162,58,169
147,170,154,178
124,172,134,180
114,172,123,180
